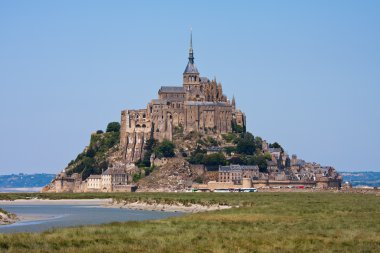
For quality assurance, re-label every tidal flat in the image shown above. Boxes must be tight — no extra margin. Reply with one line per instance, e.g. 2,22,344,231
0,192,379,253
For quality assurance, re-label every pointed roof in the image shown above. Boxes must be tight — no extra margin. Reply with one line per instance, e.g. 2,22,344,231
184,30,199,74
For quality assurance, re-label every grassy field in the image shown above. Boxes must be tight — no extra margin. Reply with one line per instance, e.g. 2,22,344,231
0,192,379,252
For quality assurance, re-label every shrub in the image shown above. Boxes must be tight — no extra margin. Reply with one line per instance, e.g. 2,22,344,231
154,139,175,158
222,133,237,143
106,122,121,133
236,132,256,155
269,142,284,152
133,173,141,182
204,153,227,166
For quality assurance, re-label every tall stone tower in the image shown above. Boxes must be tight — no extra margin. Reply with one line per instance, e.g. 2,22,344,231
183,31,204,101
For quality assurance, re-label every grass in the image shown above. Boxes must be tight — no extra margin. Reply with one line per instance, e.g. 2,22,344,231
0,192,379,252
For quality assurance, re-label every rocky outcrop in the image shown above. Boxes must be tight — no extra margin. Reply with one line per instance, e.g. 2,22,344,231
136,158,205,192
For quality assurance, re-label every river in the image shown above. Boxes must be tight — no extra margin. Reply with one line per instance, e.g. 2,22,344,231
0,201,182,233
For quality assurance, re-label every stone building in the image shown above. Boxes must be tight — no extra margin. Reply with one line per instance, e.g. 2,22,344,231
100,167,128,192
120,33,246,164
87,175,101,191
219,165,259,184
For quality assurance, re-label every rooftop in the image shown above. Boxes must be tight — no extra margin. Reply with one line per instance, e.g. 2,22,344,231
159,86,185,93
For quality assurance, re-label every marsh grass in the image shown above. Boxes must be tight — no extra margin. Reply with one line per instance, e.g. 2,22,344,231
0,192,379,252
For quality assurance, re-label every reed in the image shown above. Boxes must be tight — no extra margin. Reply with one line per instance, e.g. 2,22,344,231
0,192,379,253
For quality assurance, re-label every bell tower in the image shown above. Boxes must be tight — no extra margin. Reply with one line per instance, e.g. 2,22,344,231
183,30,200,91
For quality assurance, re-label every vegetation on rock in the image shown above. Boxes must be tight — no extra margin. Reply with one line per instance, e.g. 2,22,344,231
184,130,276,172
65,122,120,180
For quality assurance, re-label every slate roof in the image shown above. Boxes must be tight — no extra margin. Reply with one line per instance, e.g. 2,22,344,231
102,167,126,175
219,165,259,172
200,77,209,83
185,101,228,107
159,86,186,93
184,62,199,74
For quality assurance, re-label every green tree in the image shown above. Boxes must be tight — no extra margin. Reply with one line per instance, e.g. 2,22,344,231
246,153,272,173
269,142,283,150
106,122,121,133
188,146,207,164
204,153,227,166
254,137,263,152
228,155,246,165
133,173,141,182
154,139,175,158
236,132,256,155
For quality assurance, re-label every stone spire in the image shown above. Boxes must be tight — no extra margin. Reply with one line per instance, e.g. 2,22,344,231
232,95,236,110
184,29,198,74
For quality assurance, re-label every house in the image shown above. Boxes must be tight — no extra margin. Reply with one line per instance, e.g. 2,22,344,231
219,164,259,184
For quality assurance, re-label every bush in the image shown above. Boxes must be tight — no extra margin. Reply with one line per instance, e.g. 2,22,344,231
232,121,245,133
204,153,227,166
236,132,256,155
206,136,218,147
189,153,206,164
188,146,207,164
224,146,237,155
96,130,104,134
106,122,121,133
269,142,283,152
228,155,246,165
222,133,237,143
154,139,175,158
133,173,141,182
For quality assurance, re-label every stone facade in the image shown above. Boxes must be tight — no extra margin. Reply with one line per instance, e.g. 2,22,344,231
120,34,245,164
219,165,259,184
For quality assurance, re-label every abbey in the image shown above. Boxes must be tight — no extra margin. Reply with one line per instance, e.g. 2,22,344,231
120,34,246,164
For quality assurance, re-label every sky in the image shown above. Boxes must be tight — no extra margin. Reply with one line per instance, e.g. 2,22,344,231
0,0,379,174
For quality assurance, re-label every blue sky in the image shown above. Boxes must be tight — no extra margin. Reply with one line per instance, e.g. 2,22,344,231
0,0,379,174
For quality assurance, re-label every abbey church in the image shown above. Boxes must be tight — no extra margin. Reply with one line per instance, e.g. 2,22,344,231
120,34,246,163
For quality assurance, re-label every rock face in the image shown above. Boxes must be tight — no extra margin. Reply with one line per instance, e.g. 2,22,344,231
137,158,205,192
